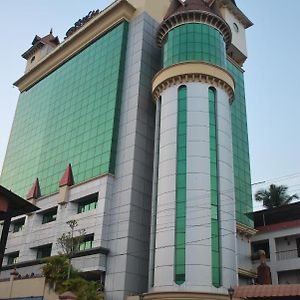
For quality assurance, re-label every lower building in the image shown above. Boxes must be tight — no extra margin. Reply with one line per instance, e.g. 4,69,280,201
251,202,300,285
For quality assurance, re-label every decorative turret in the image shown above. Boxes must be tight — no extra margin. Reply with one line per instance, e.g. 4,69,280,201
22,30,60,73
149,0,239,296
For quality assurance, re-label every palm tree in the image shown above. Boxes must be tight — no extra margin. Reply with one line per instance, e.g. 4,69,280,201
255,184,299,209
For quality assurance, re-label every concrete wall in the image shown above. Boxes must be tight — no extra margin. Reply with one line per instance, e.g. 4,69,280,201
252,227,300,284
3,175,110,272
104,12,160,300
219,7,247,57
153,82,236,294
0,277,58,299
237,234,252,272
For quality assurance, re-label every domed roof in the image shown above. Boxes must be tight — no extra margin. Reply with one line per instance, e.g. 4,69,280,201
164,0,222,20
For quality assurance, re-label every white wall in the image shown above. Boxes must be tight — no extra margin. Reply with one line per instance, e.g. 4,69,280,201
153,82,236,294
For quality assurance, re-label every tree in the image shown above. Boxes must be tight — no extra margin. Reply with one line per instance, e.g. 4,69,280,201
255,184,299,209
57,220,85,257
42,255,103,300
56,220,85,279
57,277,103,300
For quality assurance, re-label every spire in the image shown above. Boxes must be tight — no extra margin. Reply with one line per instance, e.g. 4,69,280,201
50,28,53,35
27,178,41,200
59,164,74,187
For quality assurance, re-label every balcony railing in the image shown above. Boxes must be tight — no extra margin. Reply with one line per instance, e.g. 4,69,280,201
276,249,300,261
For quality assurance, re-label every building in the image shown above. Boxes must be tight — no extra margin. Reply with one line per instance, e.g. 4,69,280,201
251,202,300,285
0,0,254,299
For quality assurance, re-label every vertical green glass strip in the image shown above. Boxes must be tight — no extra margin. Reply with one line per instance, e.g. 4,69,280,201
209,87,221,287
175,85,187,285
226,60,253,227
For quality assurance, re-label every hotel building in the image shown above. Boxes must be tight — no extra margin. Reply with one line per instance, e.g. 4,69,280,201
0,0,255,299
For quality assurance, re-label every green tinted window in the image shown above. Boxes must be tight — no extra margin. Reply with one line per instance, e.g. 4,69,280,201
163,23,226,68
42,209,57,224
36,245,52,259
226,60,253,227
175,85,187,285
12,218,25,233
78,197,98,214
79,235,94,251
7,252,19,265
209,87,221,287
0,22,128,198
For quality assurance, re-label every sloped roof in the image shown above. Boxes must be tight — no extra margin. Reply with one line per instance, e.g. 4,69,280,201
0,185,39,220
234,284,300,298
22,32,60,59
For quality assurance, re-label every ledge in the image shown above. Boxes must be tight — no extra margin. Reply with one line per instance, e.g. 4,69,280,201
14,0,136,92
238,267,257,279
1,246,109,271
143,291,241,300
236,222,257,238
152,61,235,102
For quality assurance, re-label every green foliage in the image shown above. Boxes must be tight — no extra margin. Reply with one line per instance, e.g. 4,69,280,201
57,220,86,257
42,255,103,299
255,184,299,209
57,277,104,300
41,255,78,290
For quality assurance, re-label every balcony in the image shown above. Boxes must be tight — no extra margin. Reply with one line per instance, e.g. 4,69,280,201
276,249,300,261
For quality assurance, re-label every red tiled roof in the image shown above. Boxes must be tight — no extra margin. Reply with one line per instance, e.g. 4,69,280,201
234,284,300,298
256,219,300,233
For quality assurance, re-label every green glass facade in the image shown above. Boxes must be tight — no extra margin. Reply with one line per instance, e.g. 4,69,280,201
227,60,253,227
163,24,226,69
209,87,221,287
175,85,187,285
0,22,128,198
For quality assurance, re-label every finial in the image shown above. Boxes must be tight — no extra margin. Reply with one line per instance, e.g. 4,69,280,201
50,28,53,35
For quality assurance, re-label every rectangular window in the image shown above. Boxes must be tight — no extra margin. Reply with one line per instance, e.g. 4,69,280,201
12,218,25,233
77,194,98,214
7,252,19,265
36,244,52,259
79,235,94,251
42,208,57,224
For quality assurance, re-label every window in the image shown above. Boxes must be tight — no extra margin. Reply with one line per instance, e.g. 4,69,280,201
12,218,25,233
7,252,19,265
251,240,270,259
77,194,98,214
42,208,57,224
36,244,52,259
31,56,36,63
79,235,94,251
233,22,239,33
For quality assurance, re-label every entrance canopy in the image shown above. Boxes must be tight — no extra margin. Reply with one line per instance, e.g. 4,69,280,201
0,185,39,272
0,185,39,220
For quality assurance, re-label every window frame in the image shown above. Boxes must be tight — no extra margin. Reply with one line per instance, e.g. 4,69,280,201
77,193,98,214
41,208,57,224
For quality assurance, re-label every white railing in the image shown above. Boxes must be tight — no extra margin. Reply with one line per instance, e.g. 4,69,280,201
276,249,299,261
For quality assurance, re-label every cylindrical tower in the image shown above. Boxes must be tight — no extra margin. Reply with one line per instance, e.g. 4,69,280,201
149,0,237,297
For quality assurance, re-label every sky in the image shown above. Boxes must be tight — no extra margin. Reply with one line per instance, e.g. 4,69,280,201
0,0,300,211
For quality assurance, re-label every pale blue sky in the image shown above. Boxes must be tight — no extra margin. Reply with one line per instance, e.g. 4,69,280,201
0,1,299,210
